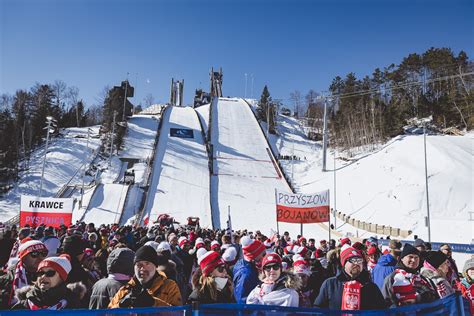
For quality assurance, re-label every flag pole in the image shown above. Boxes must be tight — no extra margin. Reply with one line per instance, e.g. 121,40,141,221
275,189,279,235
328,190,331,242
228,205,234,244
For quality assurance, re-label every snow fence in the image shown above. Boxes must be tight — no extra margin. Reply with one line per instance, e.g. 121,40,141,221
0,294,469,315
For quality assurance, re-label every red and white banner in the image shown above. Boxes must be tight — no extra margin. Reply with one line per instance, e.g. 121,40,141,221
20,195,73,228
275,189,330,224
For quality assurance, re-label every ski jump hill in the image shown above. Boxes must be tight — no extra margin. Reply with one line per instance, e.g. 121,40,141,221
141,98,332,239
143,106,211,228
210,98,293,232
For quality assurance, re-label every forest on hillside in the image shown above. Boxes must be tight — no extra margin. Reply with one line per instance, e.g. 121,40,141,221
288,47,473,153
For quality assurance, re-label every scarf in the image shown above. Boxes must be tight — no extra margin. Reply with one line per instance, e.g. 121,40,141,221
341,280,361,310
27,299,67,310
4,240,20,270
9,260,29,305
367,259,376,271
25,284,69,310
108,273,132,281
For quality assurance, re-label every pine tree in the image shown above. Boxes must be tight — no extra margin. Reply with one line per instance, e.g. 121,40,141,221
257,85,271,122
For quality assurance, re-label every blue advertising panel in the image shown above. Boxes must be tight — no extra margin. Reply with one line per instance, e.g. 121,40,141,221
170,128,194,138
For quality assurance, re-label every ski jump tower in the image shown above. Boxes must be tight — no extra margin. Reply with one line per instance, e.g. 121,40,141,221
210,67,223,98
170,78,184,106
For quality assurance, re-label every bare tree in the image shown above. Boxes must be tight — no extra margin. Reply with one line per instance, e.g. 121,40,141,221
289,90,302,118
52,80,67,109
86,104,103,126
143,93,155,107
67,86,80,126
0,93,13,110
95,85,111,106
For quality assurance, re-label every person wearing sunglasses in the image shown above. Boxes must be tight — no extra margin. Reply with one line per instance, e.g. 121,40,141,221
246,253,300,307
11,255,85,310
314,244,385,310
188,251,234,304
0,240,49,309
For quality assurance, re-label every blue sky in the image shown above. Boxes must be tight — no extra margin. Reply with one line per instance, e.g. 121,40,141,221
1,0,473,108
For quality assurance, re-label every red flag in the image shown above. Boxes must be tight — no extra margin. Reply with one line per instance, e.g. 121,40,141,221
143,213,149,226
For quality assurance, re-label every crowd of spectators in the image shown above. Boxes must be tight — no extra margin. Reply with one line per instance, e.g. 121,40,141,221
0,221,472,312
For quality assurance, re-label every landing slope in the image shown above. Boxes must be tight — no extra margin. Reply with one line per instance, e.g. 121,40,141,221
144,106,211,227
211,98,291,232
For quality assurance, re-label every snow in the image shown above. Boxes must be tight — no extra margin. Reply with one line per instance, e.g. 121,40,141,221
0,96,471,264
210,98,293,232
0,126,101,222
80,114,159,224
120,115,159,160
80,183,129,224
195,103,210,139
144,106,211,228
272,114,473,263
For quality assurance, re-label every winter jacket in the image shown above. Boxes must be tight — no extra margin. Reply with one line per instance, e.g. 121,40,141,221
0,237,15,268
11,282,85,310
108,271,182,308
187,268,235,304
89,276,129,309
0,262,36,309
246,272,301,307
187,282,234,304
371,253,397,290
459,277,473,313
314,269,385,310
326,248,341,277
232,258,259,303
420,264,455,299
381,264,438,306
308,259,328,302
176,249,194,282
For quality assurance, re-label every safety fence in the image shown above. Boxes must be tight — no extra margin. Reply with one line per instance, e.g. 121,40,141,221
332,209,412,238
377,239,474,254
0,294,470,316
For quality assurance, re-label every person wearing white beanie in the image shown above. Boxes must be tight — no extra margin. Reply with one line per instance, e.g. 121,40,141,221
222,247,238,267
11,255,86,310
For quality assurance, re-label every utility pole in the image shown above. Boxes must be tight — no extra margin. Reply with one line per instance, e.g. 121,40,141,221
39,116,56,198
80,128,92,208
122,73,129,121
250,74,254,99
322,98,329,171
244,73,248,99
423,121,431,242
109,111,117,166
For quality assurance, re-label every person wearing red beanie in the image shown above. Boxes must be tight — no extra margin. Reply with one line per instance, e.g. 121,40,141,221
366,246,379,272
246,253,299,307
10,255,85,310
188,251,234,304
232,236,267,303
0,240,48,309
314,244,385,310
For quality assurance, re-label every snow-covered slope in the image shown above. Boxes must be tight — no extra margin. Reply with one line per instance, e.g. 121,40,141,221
273,114,473,245
80,183,129,224
76,114,159,225
121,115,159,160
0,127,101,222
210,98,293,232
144,106,211,227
